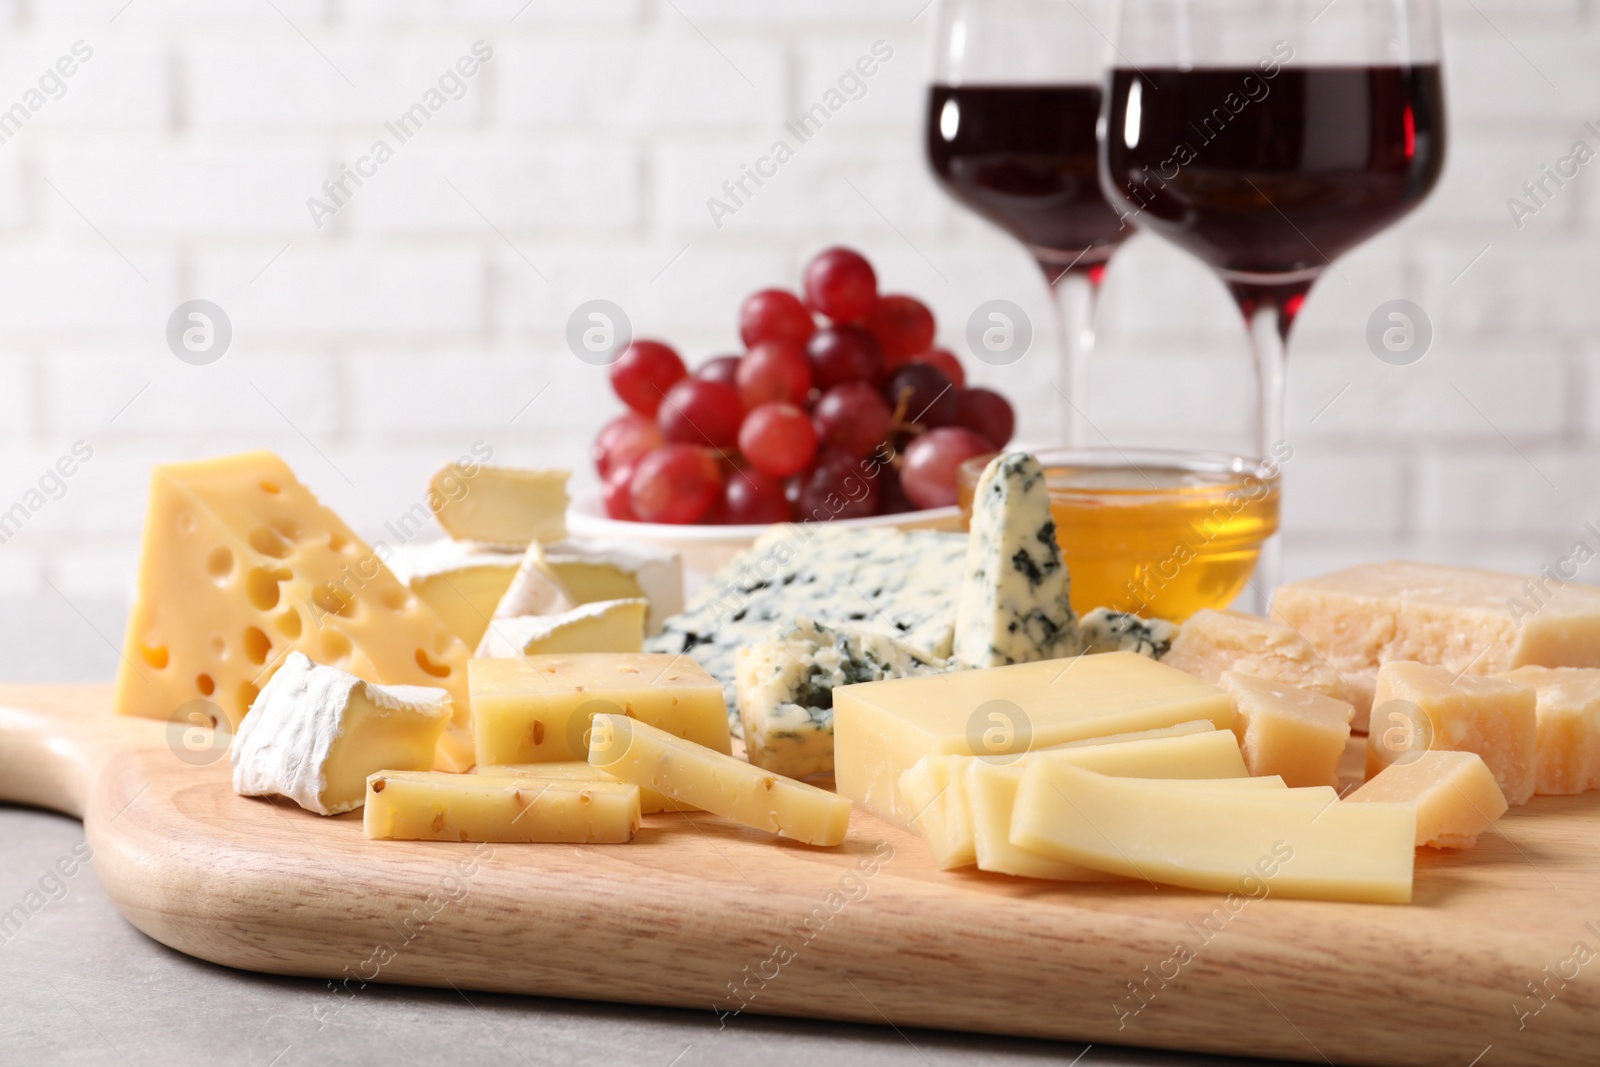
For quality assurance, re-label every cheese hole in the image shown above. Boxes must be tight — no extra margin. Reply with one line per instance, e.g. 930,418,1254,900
321,629,353,663
195,673,215,697
237,681,260,714
371,778,385,793
272,519,300,542
380,586,410,611
312,586,355,618
415,649,452,679
248,525,292,559
206,546,234,583
177,511,197,534
140,643,169,669
209,635,226,658
327,532,348,552
242,626,271,666
245,567,284,611
275,608,302,639
259,481,280,495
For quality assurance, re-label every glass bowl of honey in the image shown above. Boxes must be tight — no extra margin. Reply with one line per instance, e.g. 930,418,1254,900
956,448,1282,623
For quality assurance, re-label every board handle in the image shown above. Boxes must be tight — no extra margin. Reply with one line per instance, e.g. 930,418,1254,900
0,686,168,820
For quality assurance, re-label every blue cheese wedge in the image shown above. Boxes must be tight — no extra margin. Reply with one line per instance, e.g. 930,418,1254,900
1079,607,1178,659
736,618,953,779
647,524,968,732
953,452,1081,668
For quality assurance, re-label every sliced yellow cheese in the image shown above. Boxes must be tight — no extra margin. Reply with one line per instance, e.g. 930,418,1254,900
589,714,851,847
1499,666,1600,795
478,761,690,815
898,754,976,870
388,540,527,650
477,599,646,658
113,451,472,759
1048,719,1217,749
432,464,568,546
1221,671,1353,789
469,653,730,766
1368,661,1537,805
363,770,639,843
1012,762,1416,903
1347,750,1507,849
834,651,1234,827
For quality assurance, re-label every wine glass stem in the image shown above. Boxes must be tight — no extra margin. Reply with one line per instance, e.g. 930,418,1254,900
1248,302,1288,460
1049,267,1100,448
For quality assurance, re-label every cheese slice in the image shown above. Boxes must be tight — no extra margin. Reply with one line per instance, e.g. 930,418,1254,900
387,539,526,650
113,451,473,756
1367,661,1538,805
1499,666,1600,795
1271,561,1600,682
953,452,1080,668
589,714,851,847
477,599,647,658
1165,609,1360,721
1347,750,1507,849
469,653,731,766
477,761,689,815
491,541,575,621
1221,672,1353,789
834,651,1234,826
1012,762,1416,903
542,539,683,636
431,464,569,546
899,754,977,870
363,770,640,843
231,651,450,814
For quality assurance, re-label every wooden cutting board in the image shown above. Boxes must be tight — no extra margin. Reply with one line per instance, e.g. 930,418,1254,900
3,683,1596,1067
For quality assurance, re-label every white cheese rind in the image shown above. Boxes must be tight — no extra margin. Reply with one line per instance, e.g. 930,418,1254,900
953,453,1080,668
477,598,647,657
542,538,683,635
492,542,575,619
737,618,953,779
230,651,451,815
383,539,524,584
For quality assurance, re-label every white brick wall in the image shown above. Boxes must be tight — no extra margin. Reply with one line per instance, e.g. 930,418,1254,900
1,0,1599,678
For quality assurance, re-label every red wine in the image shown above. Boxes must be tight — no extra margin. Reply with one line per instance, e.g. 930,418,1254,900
927,85,1130,271
1102,65,1445,280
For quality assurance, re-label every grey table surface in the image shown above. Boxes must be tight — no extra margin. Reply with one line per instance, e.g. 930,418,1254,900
0,596,1303,1067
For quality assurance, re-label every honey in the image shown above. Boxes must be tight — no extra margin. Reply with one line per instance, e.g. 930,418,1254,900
958,450,1282,623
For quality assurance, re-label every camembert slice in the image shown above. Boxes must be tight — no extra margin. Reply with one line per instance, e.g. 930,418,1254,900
431,464,569,546
477,598,647,658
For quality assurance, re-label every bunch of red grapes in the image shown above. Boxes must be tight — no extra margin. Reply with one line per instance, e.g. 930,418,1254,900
593,247,1016,525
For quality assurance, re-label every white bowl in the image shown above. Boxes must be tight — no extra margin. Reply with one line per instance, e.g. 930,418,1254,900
567,496,963,592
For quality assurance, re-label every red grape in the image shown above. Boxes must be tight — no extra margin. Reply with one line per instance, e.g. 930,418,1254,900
629,444,723,524
864,294,935,361
603,461,639,520
796,453,882,521
806,325,884,391
609,340,687,416
739,289,816,348
696,354,742,388
883,363,958,428
900,427,994,509
911,346,966,388
736,339,812,409
723,469,793,525
657,378,743,449
593,411,664,477
956,387,1015,448
812,382,892,459
803,247,878,323
878,465,914,515
739,402,818,478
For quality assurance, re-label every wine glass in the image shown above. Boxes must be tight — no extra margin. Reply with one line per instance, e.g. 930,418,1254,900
1099,0,1447,461
926,0,1129,447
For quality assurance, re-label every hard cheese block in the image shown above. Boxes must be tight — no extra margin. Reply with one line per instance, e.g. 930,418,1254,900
646,524,969,724
231,651,450,814
589,714,851,847
952,452,1079,667
469,653,731,766
1221,672,1353,789
431,464,569,546
1012,762,1416,903
834,651,1234,827
386,540,526,650
542,540,683,636
364,770,640,843
477,599,647,658
113,451,473,751
1165,609,1358,718
1347,750,1507,849
736,618,950,781
1500,666,1600,795
1367,661,1538,805
1271,561,1600,681
477,761,689,815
